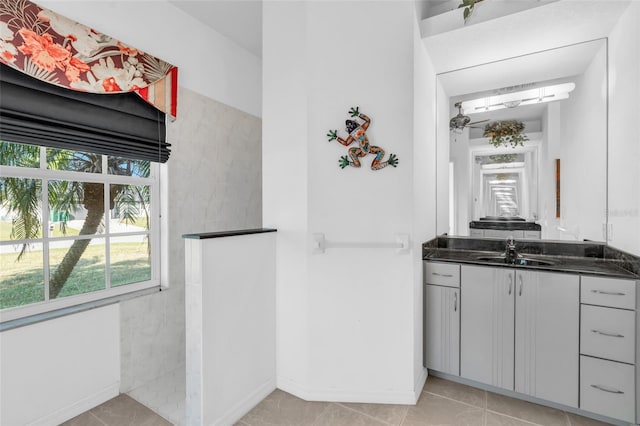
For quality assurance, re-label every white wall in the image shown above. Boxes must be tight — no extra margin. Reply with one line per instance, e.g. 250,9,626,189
412,18,437,386
262,0,310,394
608,1,640,255
36,0,261,118
449,127,470,235
185,233,275,426
553,45,607,242
540,105,560,240
264,0,430,403
436,81,450,235
0,305,120,425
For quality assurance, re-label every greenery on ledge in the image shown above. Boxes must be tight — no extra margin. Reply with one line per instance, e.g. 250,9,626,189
459,0,484,22
483,120,529,148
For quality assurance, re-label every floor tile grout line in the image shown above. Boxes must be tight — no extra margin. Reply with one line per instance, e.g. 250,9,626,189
423,390,486,410
87,411,109,426
485,409,546,426
424,387,572,426
563,410,573,426
398,402,410,426
334,402,400,426
309,402,335,426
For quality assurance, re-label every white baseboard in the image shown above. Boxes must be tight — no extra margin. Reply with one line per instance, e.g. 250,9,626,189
213,378,276,426
27,382,119,426
414,368,428,402
277,376,419,405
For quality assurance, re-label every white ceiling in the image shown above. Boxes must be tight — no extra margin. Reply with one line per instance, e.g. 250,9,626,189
169,0,263,58
441,38,604,98
166,0,630,66
423,0,630,74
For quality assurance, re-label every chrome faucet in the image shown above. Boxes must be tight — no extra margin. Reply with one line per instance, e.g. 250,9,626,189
505,237,518,264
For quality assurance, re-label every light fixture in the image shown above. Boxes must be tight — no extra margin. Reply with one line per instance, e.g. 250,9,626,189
460,82,576,115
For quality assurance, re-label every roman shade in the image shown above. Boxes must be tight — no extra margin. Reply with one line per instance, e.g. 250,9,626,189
0,0,178,119
0,63,170,162
0,0,178,162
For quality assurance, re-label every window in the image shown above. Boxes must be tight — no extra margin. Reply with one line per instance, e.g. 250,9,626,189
0,141,160,321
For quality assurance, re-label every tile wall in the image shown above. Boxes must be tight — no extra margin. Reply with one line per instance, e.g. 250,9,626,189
119,87,262,392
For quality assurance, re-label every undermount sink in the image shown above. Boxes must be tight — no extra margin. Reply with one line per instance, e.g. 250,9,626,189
474,255,557,267
474,255,507,262
516,258,557,267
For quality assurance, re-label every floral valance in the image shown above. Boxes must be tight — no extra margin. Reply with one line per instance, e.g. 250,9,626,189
0,0,178,118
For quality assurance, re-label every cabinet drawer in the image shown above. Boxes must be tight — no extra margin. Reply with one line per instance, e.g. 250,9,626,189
424,262,460,287
580,356,635,423
581,276,636,310
581,305,635,364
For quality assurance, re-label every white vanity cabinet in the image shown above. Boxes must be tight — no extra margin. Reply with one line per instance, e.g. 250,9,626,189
459,265,515,390
423,262,460,375
514,270,579,407
425,259,638,422
579,275,637,423
459,265,579,407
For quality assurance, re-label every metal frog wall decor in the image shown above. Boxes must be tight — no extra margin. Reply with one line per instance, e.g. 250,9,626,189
326,107,398,170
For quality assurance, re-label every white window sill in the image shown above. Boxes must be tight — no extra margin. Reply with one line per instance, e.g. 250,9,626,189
0,286,161,332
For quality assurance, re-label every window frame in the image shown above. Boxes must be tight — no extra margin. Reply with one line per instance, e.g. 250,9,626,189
0,146,161,322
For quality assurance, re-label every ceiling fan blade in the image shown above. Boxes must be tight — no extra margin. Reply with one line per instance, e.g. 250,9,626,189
468,119,489,125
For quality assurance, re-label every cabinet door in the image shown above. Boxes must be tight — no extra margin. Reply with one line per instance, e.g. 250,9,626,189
515,270,579,408
424,284,460,375
461,265,514,390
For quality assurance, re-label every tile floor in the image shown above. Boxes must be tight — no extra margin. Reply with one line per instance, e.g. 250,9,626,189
236,377,613,426
61,394,172,426
63,376,614,426
126,365,186,425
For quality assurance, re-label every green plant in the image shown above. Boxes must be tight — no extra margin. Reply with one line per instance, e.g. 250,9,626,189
458,0,484,22
483,120,529,148
489,154,518,163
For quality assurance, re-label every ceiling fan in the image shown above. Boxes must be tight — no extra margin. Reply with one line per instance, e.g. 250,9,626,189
449,102,489,133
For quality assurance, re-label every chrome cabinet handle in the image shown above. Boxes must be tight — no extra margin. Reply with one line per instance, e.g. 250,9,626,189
432,272,453,278
508,275,512,295
454,292,458,312
591,289,625,296
590,384,624,394
591,329,625,338
518,275,523,296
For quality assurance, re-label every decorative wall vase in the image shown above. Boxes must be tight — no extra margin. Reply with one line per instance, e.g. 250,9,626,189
326,106,398,170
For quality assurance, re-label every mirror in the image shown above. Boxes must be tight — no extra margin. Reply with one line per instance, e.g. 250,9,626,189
436,39,608,242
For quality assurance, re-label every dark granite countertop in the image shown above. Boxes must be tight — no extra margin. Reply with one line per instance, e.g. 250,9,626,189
182,228,277,239
423,236,640,279
469,221,541,231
